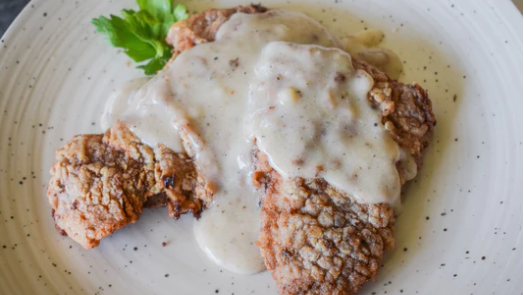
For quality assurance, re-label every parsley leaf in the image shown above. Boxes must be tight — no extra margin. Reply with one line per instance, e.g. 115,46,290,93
173,4,188,21
137,50,172,75
92,0,188,75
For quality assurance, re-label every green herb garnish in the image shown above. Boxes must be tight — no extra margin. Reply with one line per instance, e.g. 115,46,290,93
92,0,188,75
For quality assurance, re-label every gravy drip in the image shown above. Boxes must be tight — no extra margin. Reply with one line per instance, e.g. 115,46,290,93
344,29,404,79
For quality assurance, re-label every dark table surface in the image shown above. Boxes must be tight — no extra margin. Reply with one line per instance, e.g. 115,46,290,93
1,0,30,37
0,0,521,38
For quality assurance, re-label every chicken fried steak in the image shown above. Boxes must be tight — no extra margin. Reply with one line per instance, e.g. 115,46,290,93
47,6,434,295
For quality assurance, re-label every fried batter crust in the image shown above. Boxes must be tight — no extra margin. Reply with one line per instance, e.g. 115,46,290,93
254,150,395,295
47,122,207,249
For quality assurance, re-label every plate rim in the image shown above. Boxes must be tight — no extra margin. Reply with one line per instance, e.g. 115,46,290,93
0,1,522,294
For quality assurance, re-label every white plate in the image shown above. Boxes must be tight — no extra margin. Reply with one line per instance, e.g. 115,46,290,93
0,0,522,294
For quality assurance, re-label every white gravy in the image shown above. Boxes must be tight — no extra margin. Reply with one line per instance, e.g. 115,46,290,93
343,29,403,80
102,10,409,274
248,42,401,205
101,77,184,152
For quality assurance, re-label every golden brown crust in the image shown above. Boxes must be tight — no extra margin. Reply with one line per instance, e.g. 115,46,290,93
154,143,209,219
353,59,436,167
254,149,395,295
47,122,158,249
47,122,208,249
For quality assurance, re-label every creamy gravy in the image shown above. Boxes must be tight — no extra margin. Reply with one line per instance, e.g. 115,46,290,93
101,77,184,152
343,29,403,80
248,42,401,204
102,10,409,274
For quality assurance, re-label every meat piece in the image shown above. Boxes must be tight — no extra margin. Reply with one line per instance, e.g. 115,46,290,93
47,122,158,249
253,150,395,295
354,59,435,169
252,48,434,295
47,122,208,249
252,69,434,294
166,7,435,295
252,56,434,295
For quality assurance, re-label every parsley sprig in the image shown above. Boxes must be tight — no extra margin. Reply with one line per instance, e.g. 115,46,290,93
92,0,188,75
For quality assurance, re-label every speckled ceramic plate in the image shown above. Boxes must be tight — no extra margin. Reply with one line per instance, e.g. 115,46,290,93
0,0,522,294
